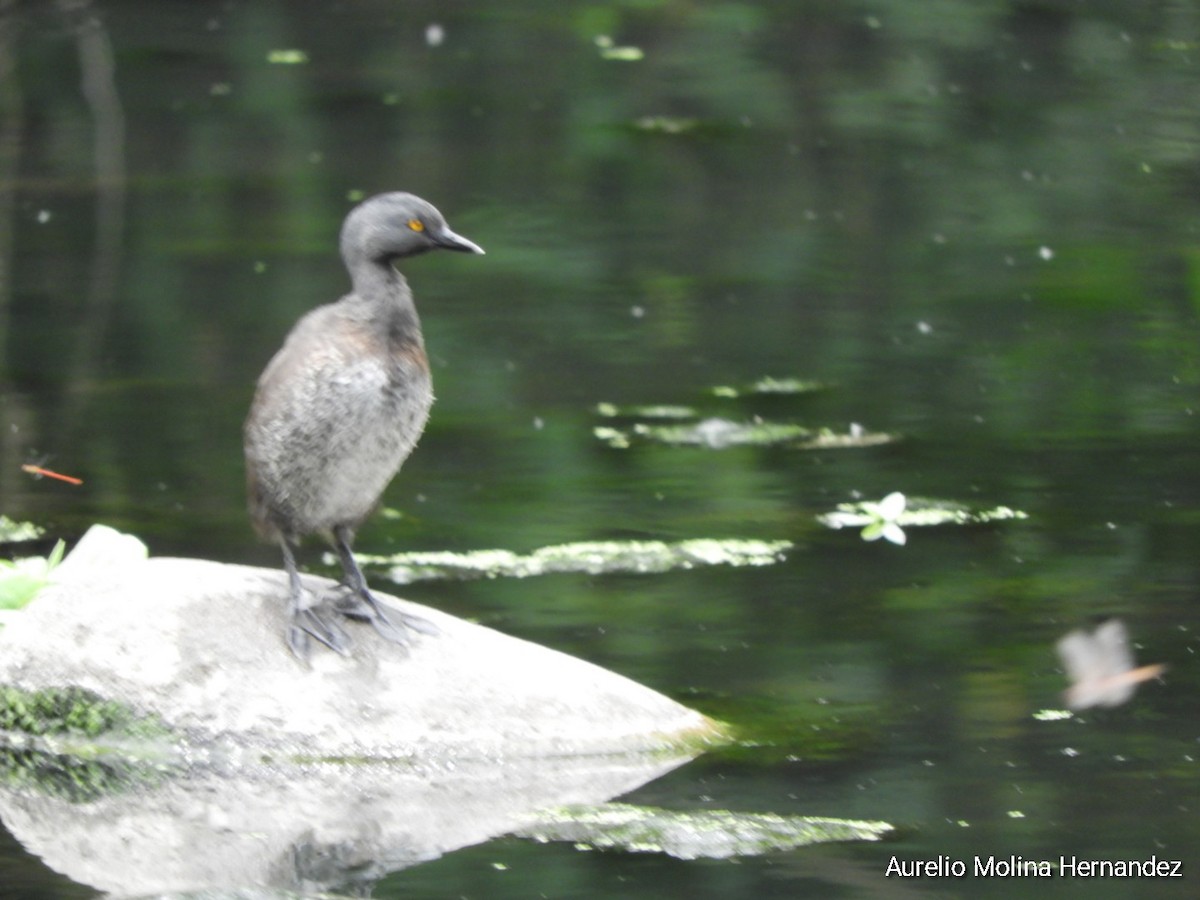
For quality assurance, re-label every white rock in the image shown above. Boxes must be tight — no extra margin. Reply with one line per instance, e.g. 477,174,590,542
0,555,720,761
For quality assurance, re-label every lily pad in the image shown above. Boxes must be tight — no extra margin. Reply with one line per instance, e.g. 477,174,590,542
352,538,793,585
516,802,894,859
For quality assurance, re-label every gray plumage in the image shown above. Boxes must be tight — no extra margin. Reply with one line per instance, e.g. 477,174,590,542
244,192,483,658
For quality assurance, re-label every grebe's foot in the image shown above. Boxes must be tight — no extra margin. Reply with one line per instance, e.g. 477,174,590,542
328,585,440,642
288,604,353,660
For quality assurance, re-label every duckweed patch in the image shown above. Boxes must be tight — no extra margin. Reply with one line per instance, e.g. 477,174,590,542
516,802,894,859
355,539,793,585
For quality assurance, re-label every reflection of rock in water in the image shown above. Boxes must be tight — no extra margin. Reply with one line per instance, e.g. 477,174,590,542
1056,619,1165,710
289,833,384,892
0,754,693,894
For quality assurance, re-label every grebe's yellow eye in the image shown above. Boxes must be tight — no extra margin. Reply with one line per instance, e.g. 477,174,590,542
407,218,425,233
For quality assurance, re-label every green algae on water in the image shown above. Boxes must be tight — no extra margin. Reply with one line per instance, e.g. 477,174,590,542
594,402,698,419
595,419,895,450
516,802,894,859
710,376,829,398
354,538,793,585
819,494,1029,544
0,516,44,543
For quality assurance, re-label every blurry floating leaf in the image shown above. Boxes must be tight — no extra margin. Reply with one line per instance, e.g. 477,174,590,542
593,426,634,448
1033,709,1073,722
798,426,897,449
818,495,1028,542
266,49,309,64
597,418,810,449
356,538,793,585
711,377,829,398
594,402,698,420
516,802,894,860
594,35,644,60
595,419,895,450
631,115,698,134
0,516,44,543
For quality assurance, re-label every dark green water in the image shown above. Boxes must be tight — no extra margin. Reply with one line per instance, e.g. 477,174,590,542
2,1,1199,897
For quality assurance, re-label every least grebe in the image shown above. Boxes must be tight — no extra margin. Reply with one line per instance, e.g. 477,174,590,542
244,192,483,659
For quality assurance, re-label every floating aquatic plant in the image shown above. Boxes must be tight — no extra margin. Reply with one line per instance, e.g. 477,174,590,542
352,538,793,585
266,49,308,64
595,419,895,450
710,376,829,398
818,494,1028,544
1032,709,1073,722
595,419,795,449
516,802,894,859
592,377,890,451
857,492,908,545
0,516,44,543
595,35,644,61
797,426,897,450
630,115,697,133
594,402,698,420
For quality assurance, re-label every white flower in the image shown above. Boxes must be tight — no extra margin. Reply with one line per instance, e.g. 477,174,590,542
860,492,907,545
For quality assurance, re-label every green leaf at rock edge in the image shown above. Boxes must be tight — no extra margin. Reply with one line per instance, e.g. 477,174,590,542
0,540,66,611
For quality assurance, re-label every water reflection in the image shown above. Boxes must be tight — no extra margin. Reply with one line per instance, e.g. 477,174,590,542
0,753,691,894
